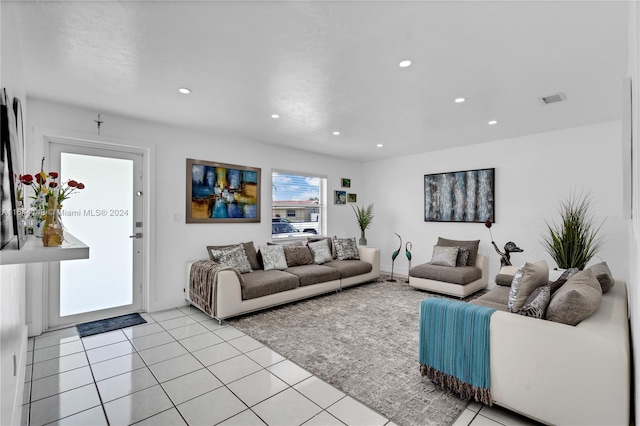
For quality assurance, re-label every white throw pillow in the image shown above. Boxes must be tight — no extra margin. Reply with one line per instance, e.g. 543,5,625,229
260,245,288,271
208,244,253,273
333,237,360,261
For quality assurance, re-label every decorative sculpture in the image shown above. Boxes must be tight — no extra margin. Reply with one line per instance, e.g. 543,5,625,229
405,242,412,283
485,220,523,267
390,233,402,282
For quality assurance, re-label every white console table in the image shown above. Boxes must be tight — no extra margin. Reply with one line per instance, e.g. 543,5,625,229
0,233,89,265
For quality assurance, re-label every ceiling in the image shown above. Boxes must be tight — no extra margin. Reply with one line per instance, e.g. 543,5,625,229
10,1,630,161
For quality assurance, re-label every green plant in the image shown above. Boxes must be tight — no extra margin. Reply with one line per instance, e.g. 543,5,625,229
352,203,374,232
542,192,605,270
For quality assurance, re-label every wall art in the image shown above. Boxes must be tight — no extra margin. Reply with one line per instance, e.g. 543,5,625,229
424,168,495,223
186,158,260,223
334,190,346,204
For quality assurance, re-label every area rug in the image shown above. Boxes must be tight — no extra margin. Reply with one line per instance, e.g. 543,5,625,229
228,278,486,426
76,313,146,337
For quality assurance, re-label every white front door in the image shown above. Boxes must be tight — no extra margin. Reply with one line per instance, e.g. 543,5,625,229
47,139,145,329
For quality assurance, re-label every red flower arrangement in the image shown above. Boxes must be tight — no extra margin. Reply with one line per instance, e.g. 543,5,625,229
19,170,85,206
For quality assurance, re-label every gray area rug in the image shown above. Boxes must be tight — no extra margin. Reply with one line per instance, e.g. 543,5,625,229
228,278,486,426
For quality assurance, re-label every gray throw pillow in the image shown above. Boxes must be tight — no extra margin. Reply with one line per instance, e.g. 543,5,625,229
587,262,615,293
308,239,333,264
207,242,260,271
437,237,480,266
260,245,288,271
456,247,470,267
208,244,253,274
333,237,360,261
518,286,551,319
308,237,337,259
284,246,314,267
546,269,602,326
430,246,459,267
507,260,549,313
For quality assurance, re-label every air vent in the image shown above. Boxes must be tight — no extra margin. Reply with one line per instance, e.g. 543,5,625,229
539,93,566,105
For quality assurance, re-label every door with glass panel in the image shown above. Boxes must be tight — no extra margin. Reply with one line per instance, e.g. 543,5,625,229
47,140,144,329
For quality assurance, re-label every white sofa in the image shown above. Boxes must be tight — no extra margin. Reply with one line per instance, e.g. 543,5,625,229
409,253,489,298
186,246,380,321
478,268,630,425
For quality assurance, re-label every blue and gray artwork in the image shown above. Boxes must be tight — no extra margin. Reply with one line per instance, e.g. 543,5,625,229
424,168,494,222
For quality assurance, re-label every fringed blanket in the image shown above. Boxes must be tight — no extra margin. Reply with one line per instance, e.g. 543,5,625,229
418,298,496,406
189,260,241,317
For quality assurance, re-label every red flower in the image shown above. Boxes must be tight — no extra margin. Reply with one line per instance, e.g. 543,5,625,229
68,180,78,187
484,220,492,228
49,182,58,188
35,174,46,185
76,183,85,190
20,174,33,184
49,172,59,178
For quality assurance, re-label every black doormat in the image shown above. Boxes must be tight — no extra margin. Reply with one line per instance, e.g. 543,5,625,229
76,313,146,338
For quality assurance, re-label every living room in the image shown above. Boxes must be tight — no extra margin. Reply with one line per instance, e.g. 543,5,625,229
2,1,639,426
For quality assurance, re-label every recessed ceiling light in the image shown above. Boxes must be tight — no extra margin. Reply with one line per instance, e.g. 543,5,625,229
333,131,340,136
454,97,466,103
488,120,498,125
376,144,383,148
399,60,412,68
178,87,191,94
271,114,280,119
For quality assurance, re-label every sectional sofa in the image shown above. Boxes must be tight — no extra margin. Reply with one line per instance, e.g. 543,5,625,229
186,239,380,321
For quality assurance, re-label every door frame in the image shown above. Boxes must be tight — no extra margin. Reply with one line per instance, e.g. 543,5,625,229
27,130,154,334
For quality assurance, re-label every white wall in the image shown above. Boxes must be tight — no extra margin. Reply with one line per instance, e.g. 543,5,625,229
363,121,628,286
0,2,28,425
626,0,640,422
25,99,365,315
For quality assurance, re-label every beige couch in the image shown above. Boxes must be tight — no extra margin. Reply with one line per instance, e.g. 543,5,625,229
186,245,380,321
470,267,630,425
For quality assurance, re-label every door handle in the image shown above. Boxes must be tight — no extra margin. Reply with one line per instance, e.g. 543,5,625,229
129,233,143,239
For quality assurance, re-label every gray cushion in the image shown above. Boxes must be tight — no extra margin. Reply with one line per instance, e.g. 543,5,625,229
546,269,602,326
518,286,551,318
285,264,341,287
207,244,253,274
283,246,314,267
323,260,373,278
456,247,470,267
241,270,300,300
437,237,480,266
507,260,549,313
474,285,510,305
308,239,333,264
207,242,259,271
333,237,360,260
260,245,288,271
409,264,482,285
308,237,337,259
470,299,510,312
587,262,615,293
430,246,459,267
495,274,514,286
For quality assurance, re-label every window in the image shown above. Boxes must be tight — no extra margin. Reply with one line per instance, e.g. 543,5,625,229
272,171,326,238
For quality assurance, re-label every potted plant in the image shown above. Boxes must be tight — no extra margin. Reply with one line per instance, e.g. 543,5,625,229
352,203,374,245
542,192,604,270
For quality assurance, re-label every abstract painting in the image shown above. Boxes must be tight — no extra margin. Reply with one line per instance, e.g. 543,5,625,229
424,168,494,223
186,158,260,223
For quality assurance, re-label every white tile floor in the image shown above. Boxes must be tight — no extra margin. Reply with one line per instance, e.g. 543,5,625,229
22,306,539,426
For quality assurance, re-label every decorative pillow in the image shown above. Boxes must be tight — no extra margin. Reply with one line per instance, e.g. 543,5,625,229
456,247,470,267
550,268,579,294
518,286,551,318
507,260,549,313
308,239,333,264
587,262,615,293
207,244,253,274
308,237,337,259
437,237,480,266
260,245,288,271
207,242,260,271
430,246,459,267
546,269,602,326
333,237,360,261
283,246,314,267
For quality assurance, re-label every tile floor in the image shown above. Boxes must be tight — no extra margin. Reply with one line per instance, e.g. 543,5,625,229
22,306,538,426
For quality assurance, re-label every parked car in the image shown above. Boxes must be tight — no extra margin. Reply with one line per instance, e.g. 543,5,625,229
271,222,317,238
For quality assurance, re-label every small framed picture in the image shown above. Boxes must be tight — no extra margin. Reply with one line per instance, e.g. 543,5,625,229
347,193,357,203
341,178,351,188
334,190,347,204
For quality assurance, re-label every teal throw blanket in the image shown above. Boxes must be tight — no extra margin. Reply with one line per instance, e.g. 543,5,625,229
419,298,495,405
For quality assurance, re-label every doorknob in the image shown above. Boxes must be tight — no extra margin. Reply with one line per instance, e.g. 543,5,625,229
129,233,143,239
